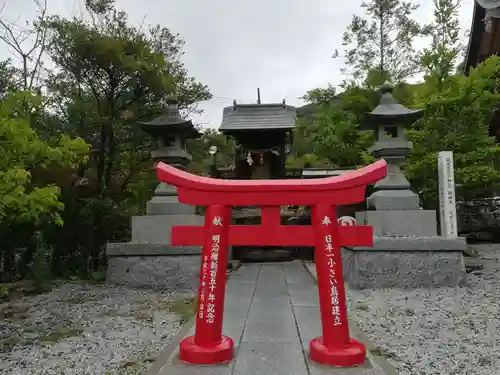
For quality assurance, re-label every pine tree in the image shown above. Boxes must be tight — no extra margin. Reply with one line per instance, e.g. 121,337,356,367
341,0,429,86
420,0,463,83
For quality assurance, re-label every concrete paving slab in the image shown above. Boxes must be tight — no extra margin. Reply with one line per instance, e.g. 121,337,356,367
283,263,314,280
232,342,308,375
284,263,320,307
254,279,288,293
242,308,298,343
293,305,322,346
222,279,256,342
222,303,250,342
253,282,288,293
285,272,319,286
289,290,319,306
158,357,234,375
282,261,306,270
256,264,286,282
249,296,290,308
229,264,260,282
308,361,383,375
223,320,247,343
150,261,396,375
224,297,254,313
252,287,288,299
225,283,256,300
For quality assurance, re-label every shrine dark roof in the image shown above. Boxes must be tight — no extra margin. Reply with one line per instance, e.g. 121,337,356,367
464,1,487,73
219,103,297,132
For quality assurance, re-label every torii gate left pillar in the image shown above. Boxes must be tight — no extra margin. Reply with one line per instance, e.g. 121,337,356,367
157,160,387,367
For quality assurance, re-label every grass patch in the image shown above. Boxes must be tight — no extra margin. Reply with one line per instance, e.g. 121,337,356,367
0,280,52,302
168,297,197,324
134,309,154,322
0,273,107,304
0,334,21,351
464,247,480,258
0,302,30,320
131,296,197,324
121,357,156,370
40,326,83,343
57,294,101,304
122,359,141,369
355,304,370,311
370,347,398,359
57,295,87,304
103,308,120,317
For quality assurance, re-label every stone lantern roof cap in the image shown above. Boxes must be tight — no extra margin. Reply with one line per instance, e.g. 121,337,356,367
138,94,201,139
363,82,424,127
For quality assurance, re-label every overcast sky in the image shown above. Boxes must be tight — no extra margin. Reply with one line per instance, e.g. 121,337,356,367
0,0,475,129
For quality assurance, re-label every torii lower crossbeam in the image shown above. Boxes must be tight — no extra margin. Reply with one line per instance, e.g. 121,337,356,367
172,225,373,247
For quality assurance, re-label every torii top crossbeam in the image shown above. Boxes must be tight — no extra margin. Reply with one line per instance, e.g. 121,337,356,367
156,160,387,206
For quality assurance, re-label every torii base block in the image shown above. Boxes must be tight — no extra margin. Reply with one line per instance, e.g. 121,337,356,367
179,336,234,364
310,338,366,367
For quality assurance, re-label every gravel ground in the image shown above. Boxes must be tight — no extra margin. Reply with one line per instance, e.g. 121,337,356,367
0,282,195,375
348,244,500,375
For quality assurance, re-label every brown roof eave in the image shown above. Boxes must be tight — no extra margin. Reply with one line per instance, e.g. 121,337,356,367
464,1,486,75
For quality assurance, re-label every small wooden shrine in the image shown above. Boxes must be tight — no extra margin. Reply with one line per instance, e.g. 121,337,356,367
219,98,296,179
218,94,299,261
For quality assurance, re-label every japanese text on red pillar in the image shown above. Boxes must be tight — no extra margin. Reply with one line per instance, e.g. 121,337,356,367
205,215,222,324
198,251,209,320
323,215,341,327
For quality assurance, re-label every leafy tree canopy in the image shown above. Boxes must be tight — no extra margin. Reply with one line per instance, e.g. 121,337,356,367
0,92,88,226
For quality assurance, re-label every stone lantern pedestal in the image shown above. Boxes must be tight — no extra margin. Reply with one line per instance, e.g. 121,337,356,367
106,97,204,291
343,83,466,289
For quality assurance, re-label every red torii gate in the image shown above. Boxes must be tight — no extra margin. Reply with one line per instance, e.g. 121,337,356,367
157,160,387,367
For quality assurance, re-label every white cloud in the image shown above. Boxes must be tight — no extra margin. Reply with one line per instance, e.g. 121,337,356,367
0,0,476,128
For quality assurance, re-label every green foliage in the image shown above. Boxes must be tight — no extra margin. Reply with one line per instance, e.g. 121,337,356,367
0,0,498,285
42,0,210,199
341,0,429,85
302,53,500,209
187,128,236,174
302,110,374,168
30,232,52,293
0,91,88,283
286,153,332,169
297,87,377,167
0,0,211,282
420,0,464,84
0,92,89,226
406,56,500,206
302,84,338,106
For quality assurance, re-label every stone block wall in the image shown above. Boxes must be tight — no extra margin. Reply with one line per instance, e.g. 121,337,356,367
457,197,500,241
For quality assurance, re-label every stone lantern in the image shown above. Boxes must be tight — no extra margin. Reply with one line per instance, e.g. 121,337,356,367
357,82,436,236
105,95,205,291
138,95,201,215
347,82,466,290
362,82,423,211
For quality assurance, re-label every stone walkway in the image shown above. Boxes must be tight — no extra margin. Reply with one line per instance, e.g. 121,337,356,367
152,262,392,375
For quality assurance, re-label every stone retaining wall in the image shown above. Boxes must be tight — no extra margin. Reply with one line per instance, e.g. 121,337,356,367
457,197,500,240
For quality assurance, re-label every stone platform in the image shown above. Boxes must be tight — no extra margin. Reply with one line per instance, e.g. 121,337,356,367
147,262,396,375
106,243,201,290
344,236,467,289
106,192,205,290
